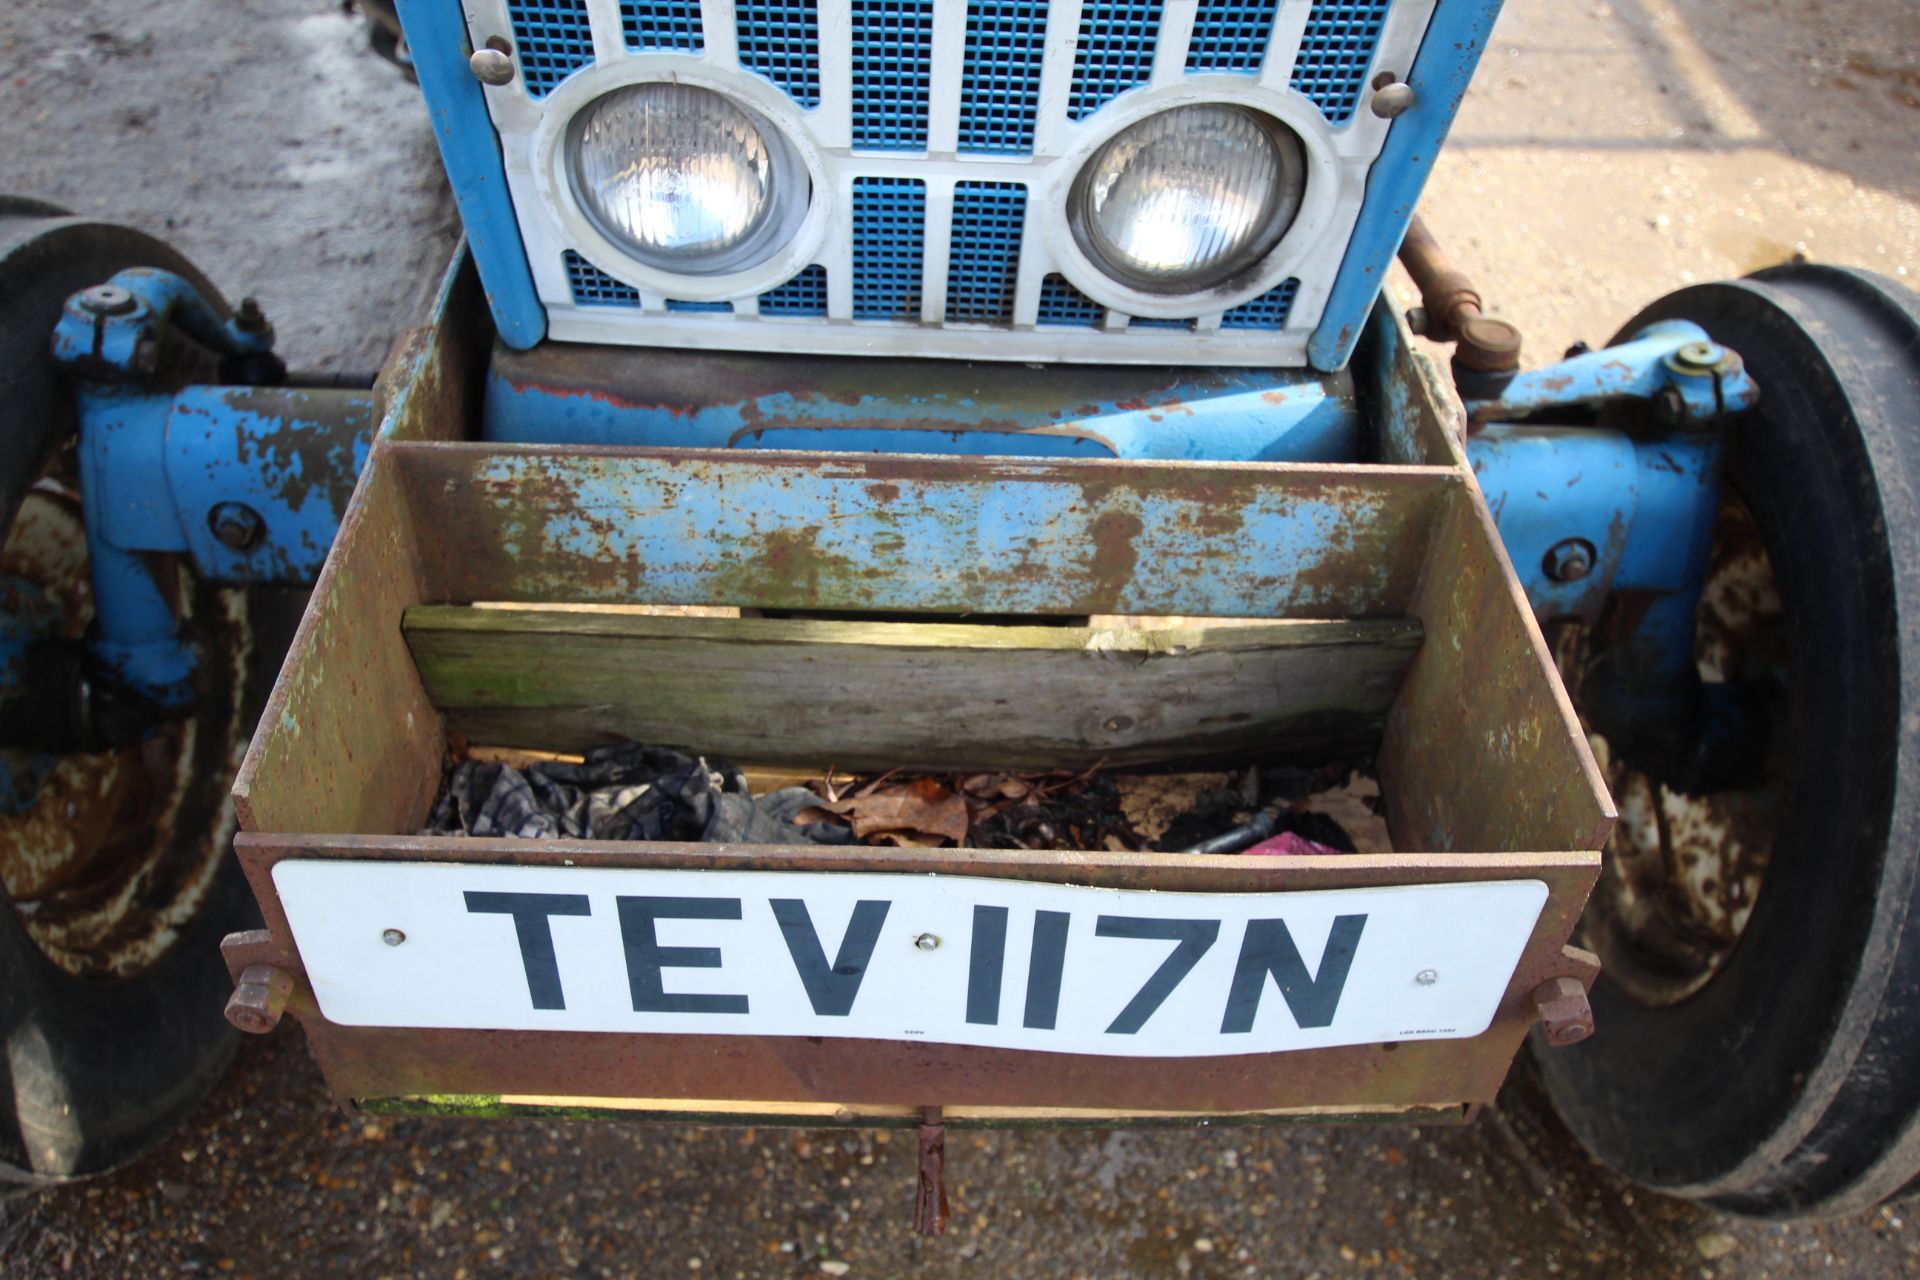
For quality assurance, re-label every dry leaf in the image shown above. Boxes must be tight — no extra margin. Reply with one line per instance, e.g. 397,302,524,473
816,777,969,844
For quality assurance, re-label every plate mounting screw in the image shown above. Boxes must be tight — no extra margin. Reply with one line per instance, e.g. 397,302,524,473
913,933,941,952
1415,969,1439,986
382,928,407,947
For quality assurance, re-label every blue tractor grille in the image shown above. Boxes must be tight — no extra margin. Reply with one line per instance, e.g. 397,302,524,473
852,178,928,320
1221,279,1301,329
759,265,830,316
1186,0,1280,73
1067,0,1164,121
736,0,822,107
851,0,936,150
622,0,704,51
506,0,596,99
958,0,1049,155
945,183,1027,324
564,251,639,306
1036,274,1106,329
1292,0,1392,123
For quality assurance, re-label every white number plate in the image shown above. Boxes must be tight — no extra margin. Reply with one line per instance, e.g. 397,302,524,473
275,862,1547,1059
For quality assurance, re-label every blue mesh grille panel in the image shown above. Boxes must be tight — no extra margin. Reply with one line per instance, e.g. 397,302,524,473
851,0,935,150
759,265,829,316
507,0,596,99
1036,274,1105,328
665,299,733,313
958,0,1049,155
564,251,639,307
1221,279,1300,329
1292,0,1391,124
945,183,1027,324
620,0,704,50
853,179,926,320
1068,0,1164,121
1186,0,1280,73
736,0,822,106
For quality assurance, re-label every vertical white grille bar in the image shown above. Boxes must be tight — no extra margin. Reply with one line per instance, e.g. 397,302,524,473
1031,0,1086,155
701,0,741,62
584,0,629,63
920,177,957,324
1263,0,1318,89
927,0,969,153
1150,0,1199,87
816,0,856,148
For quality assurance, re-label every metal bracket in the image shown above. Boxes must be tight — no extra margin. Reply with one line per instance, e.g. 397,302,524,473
1464,320,1760,431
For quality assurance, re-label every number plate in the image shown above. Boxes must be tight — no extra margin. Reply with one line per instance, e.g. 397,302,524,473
275,862,1547,1059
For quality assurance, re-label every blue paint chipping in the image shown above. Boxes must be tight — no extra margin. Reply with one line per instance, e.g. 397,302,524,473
736,0,822,106
958,0,1049,154
760,265,830,316
1186,0,1280,73
1291,0,1392,124
1036,274,1105,328
946,183,1027,325
504,0,597,98
853,179,927,320
1069,0,1164,120
1221,279,1300,330
564,251,640,307
851,0,935,150
621,0,704,50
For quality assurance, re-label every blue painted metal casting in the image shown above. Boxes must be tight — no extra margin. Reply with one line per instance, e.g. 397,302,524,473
1309,0,1506,370
1464,321,1761,428
49,271,373,706
482,350,1361,463
393,0,547,349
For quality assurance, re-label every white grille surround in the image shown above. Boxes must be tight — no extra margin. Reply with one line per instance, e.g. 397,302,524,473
467,0,1442,366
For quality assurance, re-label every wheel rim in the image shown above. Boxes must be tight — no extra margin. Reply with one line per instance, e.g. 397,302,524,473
1575,494,1793,1006
0,484,252,980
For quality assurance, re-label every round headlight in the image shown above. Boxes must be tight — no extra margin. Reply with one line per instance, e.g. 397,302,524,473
567,83,802,275
1070,105,1306,294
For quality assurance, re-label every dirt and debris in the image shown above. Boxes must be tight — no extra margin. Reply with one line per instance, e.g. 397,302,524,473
432,741,1396,855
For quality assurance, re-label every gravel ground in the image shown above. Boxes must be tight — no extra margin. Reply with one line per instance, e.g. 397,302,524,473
2,1,1919,1276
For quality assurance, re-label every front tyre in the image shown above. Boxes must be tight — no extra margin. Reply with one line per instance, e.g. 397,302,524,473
0,203,262,1184
1538,265,1920,1217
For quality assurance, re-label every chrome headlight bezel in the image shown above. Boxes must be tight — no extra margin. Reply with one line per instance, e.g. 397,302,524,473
529,59,833,304
1066,104,1308,296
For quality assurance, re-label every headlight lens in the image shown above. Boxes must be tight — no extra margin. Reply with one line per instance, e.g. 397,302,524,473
1071,105,1306,293
568,83,798,275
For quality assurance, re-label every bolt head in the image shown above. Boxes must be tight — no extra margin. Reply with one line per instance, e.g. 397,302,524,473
78,284,136,316
209,503,264,551
1674,341,1721,371
470,47,516,86
1415,969,1439,986
1371,82,1418,119
382,928,407,947
1544,538,1597,584
914,933,941,952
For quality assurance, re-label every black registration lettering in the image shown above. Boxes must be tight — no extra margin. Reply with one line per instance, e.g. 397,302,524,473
966,905,1010,1025
615,896,749,1014
1022,910,1071,1031
1095,917,1221,1035
1221,915,1368,1033
464,890,591,1011
771,898,891,1016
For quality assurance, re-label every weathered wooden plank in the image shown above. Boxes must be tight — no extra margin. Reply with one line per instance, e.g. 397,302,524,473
403,608,1424,769
1378,486,1616,854
392,443,1458,619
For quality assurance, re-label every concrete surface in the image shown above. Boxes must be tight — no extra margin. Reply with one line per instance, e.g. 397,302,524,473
1,0,1919,1276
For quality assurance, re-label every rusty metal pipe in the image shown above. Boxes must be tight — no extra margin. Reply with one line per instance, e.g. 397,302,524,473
1398,216,1523,375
